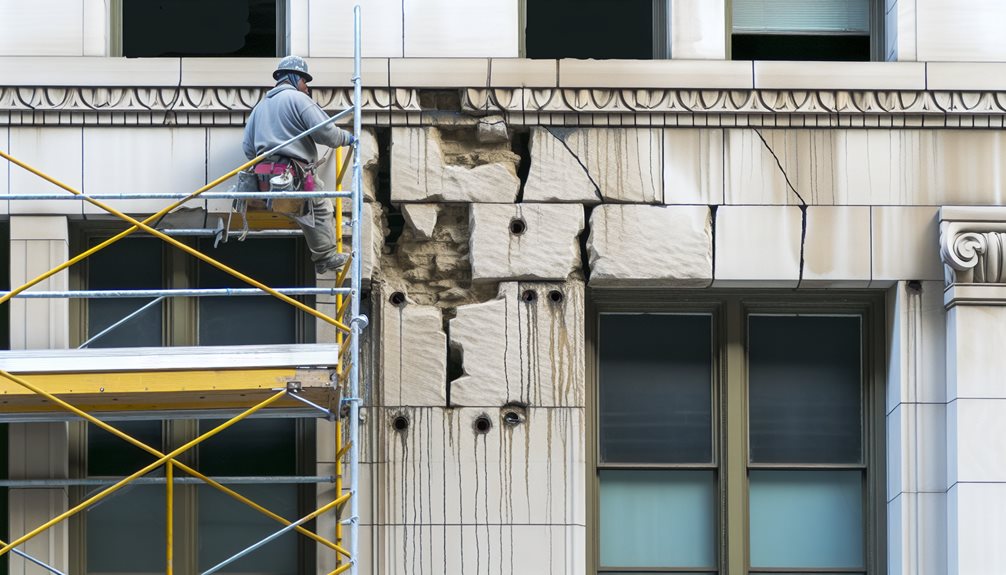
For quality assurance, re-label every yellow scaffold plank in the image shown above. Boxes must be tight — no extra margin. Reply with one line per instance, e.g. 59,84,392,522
0,368,334,414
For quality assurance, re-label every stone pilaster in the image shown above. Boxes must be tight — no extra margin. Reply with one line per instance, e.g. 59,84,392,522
7,216,70,574
939,207,1006,575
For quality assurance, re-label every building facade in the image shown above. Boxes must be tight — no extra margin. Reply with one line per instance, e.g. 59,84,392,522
0,0,1004,573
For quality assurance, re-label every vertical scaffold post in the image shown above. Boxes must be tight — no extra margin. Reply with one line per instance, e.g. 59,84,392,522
349,5,364,575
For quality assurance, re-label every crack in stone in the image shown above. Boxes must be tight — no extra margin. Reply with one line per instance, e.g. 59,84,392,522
752,128,808,285
542,127,603,202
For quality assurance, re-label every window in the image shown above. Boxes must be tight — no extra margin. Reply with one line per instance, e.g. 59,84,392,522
79,418,312,574
592,294,884,574
524,0,667,59
71,230,316,573
76,232,314,348
732,0,876,61
117,0,286,57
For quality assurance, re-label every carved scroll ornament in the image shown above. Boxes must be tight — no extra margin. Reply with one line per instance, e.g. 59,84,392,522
940,219,1006,285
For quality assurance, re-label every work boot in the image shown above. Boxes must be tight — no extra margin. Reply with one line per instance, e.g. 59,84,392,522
315,252,349,275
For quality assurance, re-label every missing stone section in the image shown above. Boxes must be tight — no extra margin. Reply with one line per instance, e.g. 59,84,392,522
391,414,410,433
547,290,564,304
389,291,407,306
509,217,527,236
473,414,493,434
520,289,537,303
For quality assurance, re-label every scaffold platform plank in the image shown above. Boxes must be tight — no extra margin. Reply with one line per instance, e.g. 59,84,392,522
0,344,337,414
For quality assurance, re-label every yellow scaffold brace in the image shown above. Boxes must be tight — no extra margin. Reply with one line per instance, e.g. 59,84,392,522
0,369,352,560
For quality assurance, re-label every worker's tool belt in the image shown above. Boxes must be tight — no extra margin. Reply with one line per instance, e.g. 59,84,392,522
250,156,318,219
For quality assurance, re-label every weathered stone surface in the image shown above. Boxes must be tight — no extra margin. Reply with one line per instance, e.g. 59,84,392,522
588,204,712,287
330,201,385,282
469,203,584,281
524,127,663,204
391,127,520,203
376,286,448,407
375,406,584,526
449,281,585,407
317,127,379,202
401,203,439,239
477,114,509,143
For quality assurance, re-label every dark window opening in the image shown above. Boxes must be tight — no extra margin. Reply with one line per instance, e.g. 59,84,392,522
732,33,870,61
123,0,283,57
525,0,656,59
0,223,8,352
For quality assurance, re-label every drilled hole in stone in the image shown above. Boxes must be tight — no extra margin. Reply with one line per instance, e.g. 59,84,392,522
389,292,406,306
521,290,537,303
509,217,527,235
502,411,522,426
473,415,493,434
392,415,410,432
548,290,564,304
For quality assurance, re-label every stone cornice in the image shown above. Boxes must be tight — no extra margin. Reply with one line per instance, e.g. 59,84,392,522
7,86,1006,127
940,207,1006,307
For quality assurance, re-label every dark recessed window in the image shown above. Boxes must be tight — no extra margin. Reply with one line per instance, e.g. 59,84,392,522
732,0,872,61
525,0,663,59
122,0,284,57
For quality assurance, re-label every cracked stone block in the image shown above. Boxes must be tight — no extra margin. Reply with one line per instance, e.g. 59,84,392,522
377,287,448,407
469,203,584,282
449,282,585,408
401,203,439,240
524,127,662,204
390,127,520,203
316,127,379,202
588,205,712,287
376,406,584,527
477,114,509,143
331,201,385,282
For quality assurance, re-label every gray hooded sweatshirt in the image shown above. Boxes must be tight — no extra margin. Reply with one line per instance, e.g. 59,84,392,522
242,83,352,164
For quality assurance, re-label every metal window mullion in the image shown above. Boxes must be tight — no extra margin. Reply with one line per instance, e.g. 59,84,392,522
723,298,748,575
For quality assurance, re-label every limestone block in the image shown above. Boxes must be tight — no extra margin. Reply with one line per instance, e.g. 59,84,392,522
449,282,585,407
524,127,662,204
588,205,712,287
801,206,871,287
390,127,520,203
376,407,584,526
476,115,509,143
714,205,802,287
316,128,380,203
401,204,439,240
377,287,448,407
369,524,585,575
469,203,584,281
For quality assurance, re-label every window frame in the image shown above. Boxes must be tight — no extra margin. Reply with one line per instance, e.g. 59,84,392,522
109,0,289,58
68,417,316,574
587,290,886,575
726,0,888,62
68,225,315,348
520,0,671,59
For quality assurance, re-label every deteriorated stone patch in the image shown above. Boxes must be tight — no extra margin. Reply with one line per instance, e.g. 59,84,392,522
390,126,520,203
449,281,585,408
523,127,662,204
375,204,497,308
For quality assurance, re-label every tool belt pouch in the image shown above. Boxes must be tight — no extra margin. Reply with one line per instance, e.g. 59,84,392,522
235,169,259,193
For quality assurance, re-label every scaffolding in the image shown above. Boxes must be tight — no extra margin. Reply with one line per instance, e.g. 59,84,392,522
0,6,365,575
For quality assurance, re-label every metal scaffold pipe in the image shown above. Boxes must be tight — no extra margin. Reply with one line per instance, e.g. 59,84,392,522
5,191,351,200
348,6,364,575
0,287,350,299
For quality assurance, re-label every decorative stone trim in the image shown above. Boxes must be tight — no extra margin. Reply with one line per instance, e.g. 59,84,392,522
7,86,1006,127
940,207,1006,307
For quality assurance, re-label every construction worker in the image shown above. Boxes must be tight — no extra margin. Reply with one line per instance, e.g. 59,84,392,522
242,55,354,274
